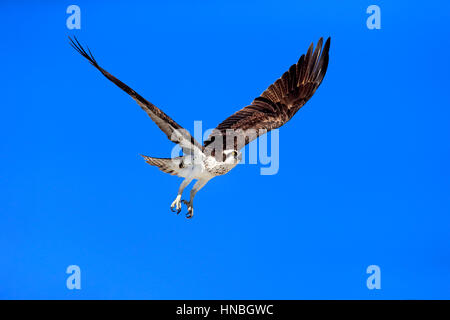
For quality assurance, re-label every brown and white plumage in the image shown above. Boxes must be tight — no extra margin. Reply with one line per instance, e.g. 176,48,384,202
69,37,203,156
204,37,330,152
70,36,330,218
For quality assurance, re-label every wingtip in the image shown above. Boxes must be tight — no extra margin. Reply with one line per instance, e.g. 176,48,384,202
324,37,331,52
68,35,78,44
319,36,331,48
68,36,99,67
68,35,75,45
316,37,324,50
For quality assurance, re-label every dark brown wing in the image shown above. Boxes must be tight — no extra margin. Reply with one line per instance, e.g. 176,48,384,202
204,37,330,152
69,36,203,155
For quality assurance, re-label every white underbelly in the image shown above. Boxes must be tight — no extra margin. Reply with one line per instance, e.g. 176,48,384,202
177,160,212,180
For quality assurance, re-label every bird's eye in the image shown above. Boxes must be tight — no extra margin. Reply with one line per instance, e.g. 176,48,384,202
233,151,238,157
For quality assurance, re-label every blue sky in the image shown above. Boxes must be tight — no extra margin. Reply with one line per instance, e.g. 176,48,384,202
1,0,449,299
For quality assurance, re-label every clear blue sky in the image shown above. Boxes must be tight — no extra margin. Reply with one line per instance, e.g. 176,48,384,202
1,0,449,299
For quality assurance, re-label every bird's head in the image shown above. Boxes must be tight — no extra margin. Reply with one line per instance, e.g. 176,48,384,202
223,149,242,165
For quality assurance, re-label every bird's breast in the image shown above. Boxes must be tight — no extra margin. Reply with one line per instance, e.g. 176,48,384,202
203,156,236,176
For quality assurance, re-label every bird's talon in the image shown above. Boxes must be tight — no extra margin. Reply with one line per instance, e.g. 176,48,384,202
184,204,194,219
170,196,182,214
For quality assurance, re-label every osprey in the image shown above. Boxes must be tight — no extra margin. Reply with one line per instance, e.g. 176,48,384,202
70,36,330,218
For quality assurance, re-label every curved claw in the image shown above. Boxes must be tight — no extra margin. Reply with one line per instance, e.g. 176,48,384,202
170,196,182,215
181,200,193,219
170,204,180,214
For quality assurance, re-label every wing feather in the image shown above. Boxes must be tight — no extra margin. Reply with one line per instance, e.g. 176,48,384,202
204,37,330,151
69,36,203,155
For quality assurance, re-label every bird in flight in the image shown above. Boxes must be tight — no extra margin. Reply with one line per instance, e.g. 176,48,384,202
70,36,330,218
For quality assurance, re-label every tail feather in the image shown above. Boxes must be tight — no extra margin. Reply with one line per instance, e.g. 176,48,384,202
141,155,182,176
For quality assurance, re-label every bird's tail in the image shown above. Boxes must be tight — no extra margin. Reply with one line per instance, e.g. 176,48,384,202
140,155,183,176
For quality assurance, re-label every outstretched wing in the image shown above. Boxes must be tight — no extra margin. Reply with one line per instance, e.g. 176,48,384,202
204,37,330,151
69,36,203,155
